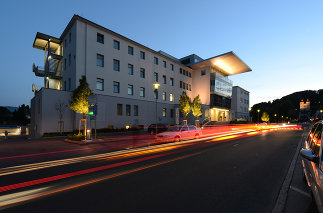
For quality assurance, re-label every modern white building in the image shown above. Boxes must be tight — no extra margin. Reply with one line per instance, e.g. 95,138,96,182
231,86,250,121
31,15,251,137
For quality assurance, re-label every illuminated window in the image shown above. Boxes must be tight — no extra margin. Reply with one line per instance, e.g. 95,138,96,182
170,93,174,102
114,40,120,50
140,68,145,78
162,92,166,101
154,57,158,65
96,78,104,91
117,104,122,115
163,108,166,117
126,105,131,116
134,105,138,116
128,46,133,55
128,64,133,75
140,51,145,60
113,81,120,93
140,87,145,97
163,75,166,84
97,33,104,44
128,84,133,95
170,78,174,86
113,59,120,71
97,54,104,67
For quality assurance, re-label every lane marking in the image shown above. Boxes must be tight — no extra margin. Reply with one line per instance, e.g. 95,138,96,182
289,186,311,198
0,152,201,209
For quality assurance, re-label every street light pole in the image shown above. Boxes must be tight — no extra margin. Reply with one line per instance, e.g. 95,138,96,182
153,83,160,136
257,109,260,123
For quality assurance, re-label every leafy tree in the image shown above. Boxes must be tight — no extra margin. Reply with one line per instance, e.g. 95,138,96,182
261,112,270,122
179,91,191,122
192,95,202,124
12,104,30,125
0,107,12,125
69,76,92,136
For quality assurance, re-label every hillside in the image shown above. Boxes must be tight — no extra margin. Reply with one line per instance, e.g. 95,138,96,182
250,89,323,122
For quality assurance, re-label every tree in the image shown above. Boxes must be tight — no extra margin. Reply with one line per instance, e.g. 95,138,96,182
179,91,191,124
55,99,67,134
0,107,12,125
192,95,202,126
261,112,270,123
12,104,30,126
69,76,93,136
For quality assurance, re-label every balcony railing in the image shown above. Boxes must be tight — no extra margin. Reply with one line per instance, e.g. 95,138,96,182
32,63,62,80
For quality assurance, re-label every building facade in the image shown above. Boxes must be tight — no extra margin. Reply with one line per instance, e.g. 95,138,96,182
31,15,251,136
231,86,250,121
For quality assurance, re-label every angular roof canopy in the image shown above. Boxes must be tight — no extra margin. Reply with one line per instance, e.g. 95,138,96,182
33,32,61,52
190,52,252,76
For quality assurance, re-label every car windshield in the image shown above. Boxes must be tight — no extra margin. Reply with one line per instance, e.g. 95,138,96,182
167,126,182,132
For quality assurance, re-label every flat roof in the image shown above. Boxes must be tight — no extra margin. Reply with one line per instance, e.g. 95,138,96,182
189,52,252,76
33,32,61,52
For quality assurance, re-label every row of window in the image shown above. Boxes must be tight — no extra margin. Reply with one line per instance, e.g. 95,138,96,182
179,81,192,91
117,104,138,116
180,68,192,78
96,79,175,101
116,103,174,118
96,33,192,74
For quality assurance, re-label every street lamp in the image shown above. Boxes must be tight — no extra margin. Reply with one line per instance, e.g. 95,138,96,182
257,109,260,123
153,83,160,135
274,114,277,123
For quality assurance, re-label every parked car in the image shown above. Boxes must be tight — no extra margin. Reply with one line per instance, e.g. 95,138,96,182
156,125,202,142
147,123,168,134
300,121,323,212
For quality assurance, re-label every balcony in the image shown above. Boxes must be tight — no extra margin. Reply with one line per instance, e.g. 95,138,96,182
33,63,62,80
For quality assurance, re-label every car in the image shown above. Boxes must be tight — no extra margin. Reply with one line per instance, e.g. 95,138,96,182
156,125,202,142
300,121,323,212
147,123,168,134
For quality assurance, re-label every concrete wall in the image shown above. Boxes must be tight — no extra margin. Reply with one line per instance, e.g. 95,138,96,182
231,86,250,120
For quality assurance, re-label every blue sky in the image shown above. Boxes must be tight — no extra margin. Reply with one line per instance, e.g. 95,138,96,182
1,0,323,107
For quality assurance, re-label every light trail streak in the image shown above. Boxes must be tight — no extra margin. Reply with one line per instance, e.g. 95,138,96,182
0,152,201,209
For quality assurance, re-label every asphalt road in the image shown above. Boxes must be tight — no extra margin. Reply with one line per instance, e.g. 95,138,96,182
0,129,303,213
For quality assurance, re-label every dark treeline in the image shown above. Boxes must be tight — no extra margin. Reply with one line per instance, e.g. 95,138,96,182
250,90,323,122
0,104,30,126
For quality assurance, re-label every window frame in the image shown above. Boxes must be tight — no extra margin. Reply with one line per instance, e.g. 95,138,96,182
96,54,104,67
97,33,104,44
128,46,134,55
113,40,120,50
96,78,104,91
113,59,120,71
113,81,120,93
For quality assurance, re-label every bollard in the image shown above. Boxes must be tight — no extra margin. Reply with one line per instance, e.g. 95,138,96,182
86,129,91,140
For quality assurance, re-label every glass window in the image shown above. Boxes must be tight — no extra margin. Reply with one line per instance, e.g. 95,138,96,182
128,46,133,55
154,90,158,99
310,123,322,156
180,81,182,88
96,78,104,91
128,84,133,95
97,54,104,67
170,93,174,102
163,108,166,117
189,72,191,77
69,54,71,66
134,105,138,116
163,75,166,84
140,87,145,97
113,59,120,71
162,92,166,101
69,32,71,43
181,126,189,131
113,40,120,50
163,61,166,68
113,81,120,93
140,68,145,78
68,78,71,91
189,84,191,91
170,64,174,71
126,104,131,116
180,68,182,74
154,72,158,82
117,104,122,115
97,33,104,44
64,58,66,70
154,57,158,65
201,70,206,76
128,64,133,75
170,78,174,86
140,51,145,60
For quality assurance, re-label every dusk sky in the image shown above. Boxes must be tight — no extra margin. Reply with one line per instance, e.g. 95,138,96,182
1,0,323,107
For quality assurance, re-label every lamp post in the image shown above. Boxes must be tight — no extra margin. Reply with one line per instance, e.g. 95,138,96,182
153,83,160,135
274,114,277,123
257,109,260,123
281,115,284,122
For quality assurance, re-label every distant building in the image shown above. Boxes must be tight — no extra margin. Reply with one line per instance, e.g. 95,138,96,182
300,99,310,111
30,15,252,136
231,86,250,121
